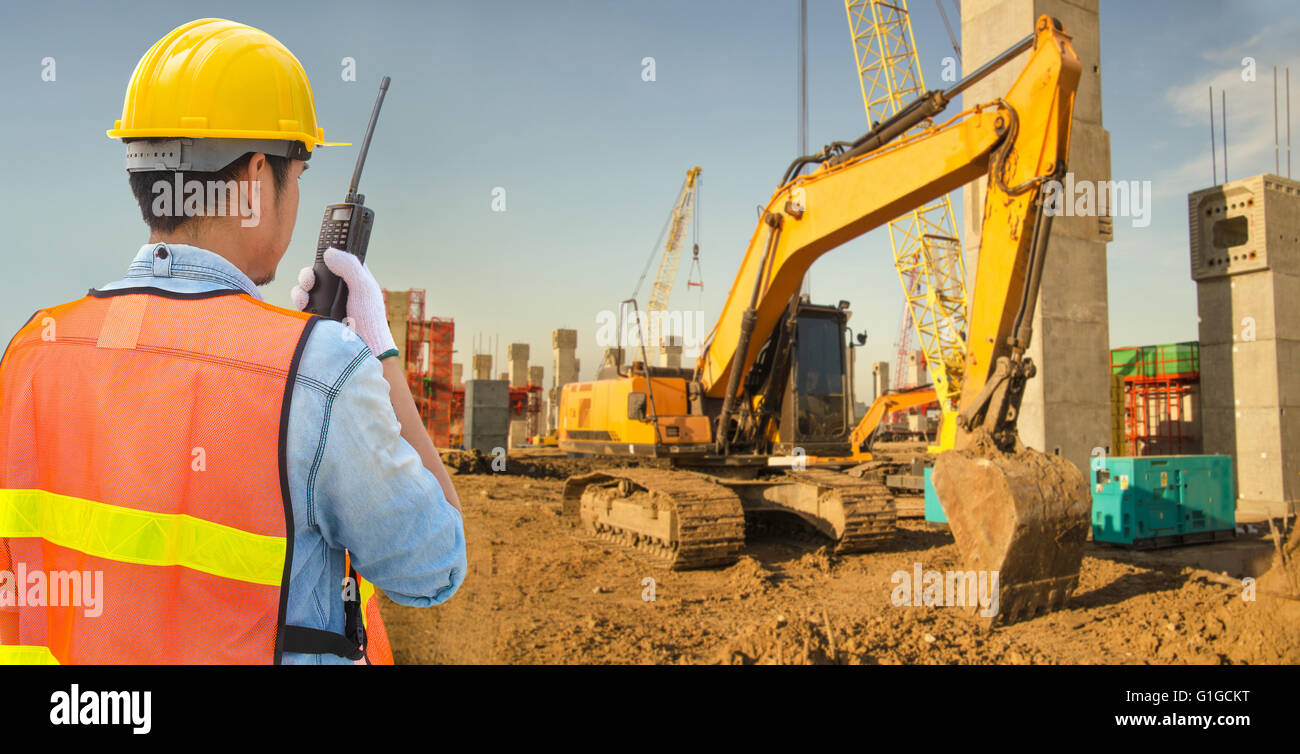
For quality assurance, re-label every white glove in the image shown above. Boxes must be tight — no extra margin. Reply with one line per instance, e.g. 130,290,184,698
291,248,398,359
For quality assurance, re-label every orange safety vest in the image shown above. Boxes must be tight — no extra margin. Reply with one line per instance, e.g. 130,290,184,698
0,287,393,665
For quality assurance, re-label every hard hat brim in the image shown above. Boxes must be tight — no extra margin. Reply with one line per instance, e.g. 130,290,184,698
120,136,357,172
107,127,350,151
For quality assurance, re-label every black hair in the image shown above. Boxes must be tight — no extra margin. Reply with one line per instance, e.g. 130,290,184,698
128,152,292,233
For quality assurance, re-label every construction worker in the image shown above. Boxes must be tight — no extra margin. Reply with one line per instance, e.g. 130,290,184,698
0,19,466,664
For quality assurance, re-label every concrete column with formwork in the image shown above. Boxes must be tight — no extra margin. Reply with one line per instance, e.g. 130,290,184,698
960,0,1113,474
508,343,530,447
473,354,492,380
550,329,579,432
452,363,463,388
661,335,684,369
528,365,545,438
872,360,891,401
1188,173,1300,517
383,290,411,365
464,379,510,457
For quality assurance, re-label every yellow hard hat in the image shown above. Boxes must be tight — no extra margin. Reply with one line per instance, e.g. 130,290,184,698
109,18,348,172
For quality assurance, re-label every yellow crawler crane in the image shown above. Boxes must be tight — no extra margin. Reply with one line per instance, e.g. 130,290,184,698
560,17,1091,625
846,0,969,452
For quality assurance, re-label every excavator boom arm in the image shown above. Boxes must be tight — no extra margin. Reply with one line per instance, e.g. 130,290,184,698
696,16,1080,441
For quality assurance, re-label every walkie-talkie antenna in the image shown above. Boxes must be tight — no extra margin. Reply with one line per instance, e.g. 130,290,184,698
346,76,391,203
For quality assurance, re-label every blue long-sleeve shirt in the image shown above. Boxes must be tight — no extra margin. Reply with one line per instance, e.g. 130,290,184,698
96,243,466,664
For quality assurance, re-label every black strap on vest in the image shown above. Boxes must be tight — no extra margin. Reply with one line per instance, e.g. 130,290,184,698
343,562,370,659
281,625,364,661
280,561,370,662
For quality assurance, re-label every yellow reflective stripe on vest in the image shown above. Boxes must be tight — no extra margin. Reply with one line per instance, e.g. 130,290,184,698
0,645,60,665
0,489,285,586
358,575,376,622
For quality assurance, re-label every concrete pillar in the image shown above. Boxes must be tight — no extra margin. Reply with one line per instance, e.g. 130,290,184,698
596,347,624,380
473,354,492,380
508,344,530,386
452,363,463,388
508,343,530,447
905,350,925,388
464,379,510,457
1190,173,1300,516
661,335,683,369
905,350,928,431
528,365,545,439
848,341,859,416
961,0,1112,474
872,360,891,400
553,329,579,382
550,329,578,432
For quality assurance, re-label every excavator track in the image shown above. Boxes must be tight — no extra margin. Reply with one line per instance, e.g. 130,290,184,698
562,468,746,570
790,469,897,554
720,468,897,553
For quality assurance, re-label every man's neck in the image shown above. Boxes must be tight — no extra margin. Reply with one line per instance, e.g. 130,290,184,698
148,227,262,285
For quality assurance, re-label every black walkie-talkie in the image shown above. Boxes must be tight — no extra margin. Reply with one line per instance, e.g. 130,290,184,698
305,76,391,321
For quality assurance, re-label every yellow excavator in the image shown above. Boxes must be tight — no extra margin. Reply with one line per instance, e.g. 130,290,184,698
849,384,938,456
558,16,1091,624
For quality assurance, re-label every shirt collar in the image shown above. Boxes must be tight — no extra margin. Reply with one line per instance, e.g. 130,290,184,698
126,242,264,300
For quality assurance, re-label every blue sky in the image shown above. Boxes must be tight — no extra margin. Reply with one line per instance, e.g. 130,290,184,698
1,0,1296,400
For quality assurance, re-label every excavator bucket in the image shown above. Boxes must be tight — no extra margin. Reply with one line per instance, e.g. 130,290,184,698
931,440,1091,626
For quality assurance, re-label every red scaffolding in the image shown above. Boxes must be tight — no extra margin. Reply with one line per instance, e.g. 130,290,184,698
390,290,455,448
1110,344,1199,456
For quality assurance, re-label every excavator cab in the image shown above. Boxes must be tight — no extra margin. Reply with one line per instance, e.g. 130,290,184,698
744,301,855,457
786,306,852,449
725,298,876,458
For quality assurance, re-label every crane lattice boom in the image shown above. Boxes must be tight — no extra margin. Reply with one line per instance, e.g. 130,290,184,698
845,0,968,448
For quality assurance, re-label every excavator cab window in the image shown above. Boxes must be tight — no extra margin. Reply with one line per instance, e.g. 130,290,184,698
792,312,848,442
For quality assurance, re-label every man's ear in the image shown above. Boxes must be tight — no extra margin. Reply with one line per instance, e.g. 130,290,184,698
243,152,267,184
241,153,273,216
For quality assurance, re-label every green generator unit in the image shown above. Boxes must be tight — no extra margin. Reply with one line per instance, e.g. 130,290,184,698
1090,455,1235,548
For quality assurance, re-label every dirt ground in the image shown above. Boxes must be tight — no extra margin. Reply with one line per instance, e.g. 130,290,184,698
380,451,1300,665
